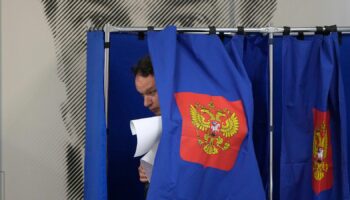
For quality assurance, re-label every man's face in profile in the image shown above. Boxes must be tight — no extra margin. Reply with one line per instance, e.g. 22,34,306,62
135,74,161,116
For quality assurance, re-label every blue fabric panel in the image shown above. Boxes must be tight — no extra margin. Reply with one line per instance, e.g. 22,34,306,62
273,35,283,200
107,32,151,200
339,34,350,196
243,34,270,196
85,31,107,200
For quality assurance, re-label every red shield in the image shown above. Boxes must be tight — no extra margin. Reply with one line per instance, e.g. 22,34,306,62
175,92,247,171
312,109,333,195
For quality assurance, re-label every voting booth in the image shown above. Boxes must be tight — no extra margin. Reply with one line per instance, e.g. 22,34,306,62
85,26,350,200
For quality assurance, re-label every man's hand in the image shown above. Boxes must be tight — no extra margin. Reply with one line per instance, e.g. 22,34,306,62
138,165,149,183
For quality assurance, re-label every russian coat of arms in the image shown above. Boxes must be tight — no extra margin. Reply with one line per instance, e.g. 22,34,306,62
190,102,239,155
313,121,329,181
312,109,333,194
175,92,247,171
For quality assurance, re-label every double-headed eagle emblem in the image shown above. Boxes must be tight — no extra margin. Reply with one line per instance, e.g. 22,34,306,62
313,121,329,181
190,102,239,155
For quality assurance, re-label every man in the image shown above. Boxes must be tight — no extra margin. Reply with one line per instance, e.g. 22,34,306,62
39,1,263,198
132,55,161,193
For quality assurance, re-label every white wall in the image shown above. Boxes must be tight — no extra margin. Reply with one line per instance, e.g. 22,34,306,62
273,0,350,26
1,0,67,199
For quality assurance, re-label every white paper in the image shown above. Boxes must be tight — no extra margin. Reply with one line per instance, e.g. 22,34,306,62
140,141,159,182
130,116,162,157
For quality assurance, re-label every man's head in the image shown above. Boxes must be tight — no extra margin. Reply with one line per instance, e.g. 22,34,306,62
133,55,161,116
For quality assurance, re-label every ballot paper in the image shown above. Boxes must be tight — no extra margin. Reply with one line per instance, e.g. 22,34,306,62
140,141,159,182
130,116,162,182
130,116,162,157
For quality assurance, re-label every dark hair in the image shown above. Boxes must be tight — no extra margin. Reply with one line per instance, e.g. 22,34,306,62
132,55,154,77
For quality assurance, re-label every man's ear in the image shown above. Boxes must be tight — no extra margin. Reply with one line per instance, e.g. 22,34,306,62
41,0,59,25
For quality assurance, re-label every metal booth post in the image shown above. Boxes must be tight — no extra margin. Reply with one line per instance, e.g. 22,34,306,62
103,23,111,127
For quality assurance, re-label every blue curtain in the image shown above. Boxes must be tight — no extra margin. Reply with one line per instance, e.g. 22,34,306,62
85,31,107,200
273,34,350,200
279,33,349,200
147,26,265,200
